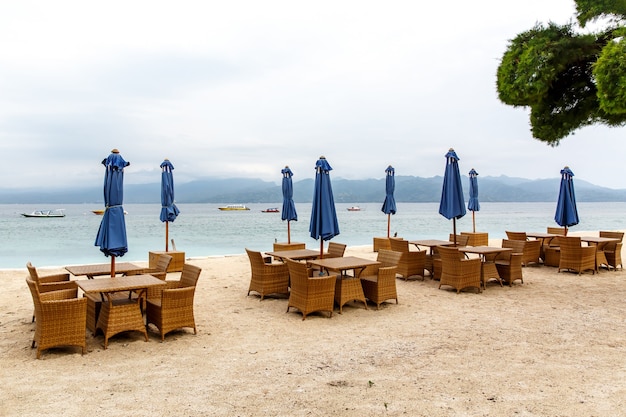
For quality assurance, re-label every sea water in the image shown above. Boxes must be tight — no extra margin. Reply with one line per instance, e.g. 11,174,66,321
1,202,625,269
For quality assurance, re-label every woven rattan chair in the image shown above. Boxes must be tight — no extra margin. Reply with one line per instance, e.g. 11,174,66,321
388,238,426,280
542,227,567,266
285,259,336,320
325,242,347,258
557,236,596,275
26,262,77,322
26,277,87,359
437,246,481,294
505,231,528,241
503,233,541,266
495,240,524,285
130,254,173,309
431,235,469,280
599,231,624,270
359,249,402,309
146,263,202,341
246,248,290,300
547,227,567,235
449,234,470,246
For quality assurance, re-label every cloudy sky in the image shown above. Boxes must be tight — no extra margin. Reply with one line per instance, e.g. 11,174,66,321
1,0,623,191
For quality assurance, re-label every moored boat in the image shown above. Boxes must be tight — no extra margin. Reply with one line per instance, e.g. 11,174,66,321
218,204,250,211
21,209,65,218
261,207,279,213
347,206,361,211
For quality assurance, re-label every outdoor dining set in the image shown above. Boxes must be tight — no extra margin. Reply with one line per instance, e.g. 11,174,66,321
246,227,624,320
25,254,202,359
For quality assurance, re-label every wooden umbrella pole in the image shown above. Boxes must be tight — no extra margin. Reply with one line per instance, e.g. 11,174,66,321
387,214,391,238
287,220,291,244
453,218,457,246
111,256,116,277
472,212,476,233
320,240,324,259
165,221,169,251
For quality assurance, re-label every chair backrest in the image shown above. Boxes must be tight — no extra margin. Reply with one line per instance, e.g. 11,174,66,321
286,258,309,283
558,235,582,252
245,248,266,269
547,227,567,235
328,242,346,257
155,254,173,273
179,264,202,288
438,246,462,266
377,249,402,267
501,239,526,254
449,234,469,246
389,238,409,253
599,231,624,241
505,231,528,241
26,262,39,281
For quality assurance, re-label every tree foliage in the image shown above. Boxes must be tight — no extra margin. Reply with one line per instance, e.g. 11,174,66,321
496,0,626,144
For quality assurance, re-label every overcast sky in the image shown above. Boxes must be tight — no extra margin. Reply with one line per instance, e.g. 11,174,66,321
1,0,623,191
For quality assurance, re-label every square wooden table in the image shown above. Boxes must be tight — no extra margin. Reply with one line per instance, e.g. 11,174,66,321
77,275,165,348
66,262,144,279
266,249,320,262
307,257,380,313
459,246,512,289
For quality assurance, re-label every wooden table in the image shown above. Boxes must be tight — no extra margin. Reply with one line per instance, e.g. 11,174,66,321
459,246,512,289
307,256,380,313
76,275,165,348
266,249,320,262
66,262,144,279
581,236,620,271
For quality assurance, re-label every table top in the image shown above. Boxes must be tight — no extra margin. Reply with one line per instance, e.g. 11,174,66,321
526,232,559,239
580,236,620,244
66,262,144,277
307,256,380,271
76,274,166,294
266,249,320,260
459,246,513,255
409,239,454,248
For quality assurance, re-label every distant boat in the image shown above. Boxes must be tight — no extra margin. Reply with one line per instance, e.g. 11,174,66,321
218,204,250,211
92,209,128,215
347,206,361,211
21,209,65,218
261,207,279,213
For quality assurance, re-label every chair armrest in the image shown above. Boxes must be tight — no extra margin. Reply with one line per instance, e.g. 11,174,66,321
39,280,77,293
38,273,71,283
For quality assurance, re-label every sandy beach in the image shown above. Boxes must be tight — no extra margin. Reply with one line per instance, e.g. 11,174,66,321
2,234,626,416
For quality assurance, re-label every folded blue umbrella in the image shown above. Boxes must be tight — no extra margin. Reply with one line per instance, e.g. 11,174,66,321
309,156,340,255
555,166,579,233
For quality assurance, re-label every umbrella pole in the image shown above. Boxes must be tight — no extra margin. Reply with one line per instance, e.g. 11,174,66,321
453,218,457,246
165,221,169,252
472,212,476,233
111,256,116,277
387,214,391,238
320,240,324,259
287,220,291,244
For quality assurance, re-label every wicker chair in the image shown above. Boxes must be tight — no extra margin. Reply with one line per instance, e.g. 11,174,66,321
145,263,202,341
26,277,87,359
495,240,524,285
431,235,469,280
131,254,173,309
285,259,336,320
246,248,290,300
325,242,347,258
437,246,482,294
557,236,596,275
547,227,567,235
388,238,426,280
599,231,624,270
359,250,402,309
542,227,567,266
505,231,528,241
503,232,541,266
26,262,77,322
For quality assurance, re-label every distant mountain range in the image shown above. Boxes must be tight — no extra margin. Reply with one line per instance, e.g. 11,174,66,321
2,175,626,204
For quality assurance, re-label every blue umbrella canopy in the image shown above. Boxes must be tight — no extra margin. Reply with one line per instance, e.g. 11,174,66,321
468,168,480,233
160,159,180,251
554,166,579,234
95,149,129,275
281,166,298,243
439,148,466,244
381,165,397,238
309,156,340,256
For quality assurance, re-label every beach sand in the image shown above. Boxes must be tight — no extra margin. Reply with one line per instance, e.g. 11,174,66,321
2,234,626,416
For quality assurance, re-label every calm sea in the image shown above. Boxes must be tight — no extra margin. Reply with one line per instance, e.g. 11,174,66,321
2,202,625,270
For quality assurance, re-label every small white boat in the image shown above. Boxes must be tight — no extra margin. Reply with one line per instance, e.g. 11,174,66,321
21,209,66,218
261,207,280,213
218,204,250,211
347,206,361,212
